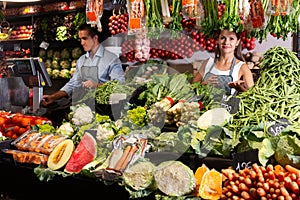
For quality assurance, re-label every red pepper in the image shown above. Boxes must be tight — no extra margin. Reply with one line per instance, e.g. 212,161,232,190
198,101,203,111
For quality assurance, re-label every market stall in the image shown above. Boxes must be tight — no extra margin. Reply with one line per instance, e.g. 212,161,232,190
0,0,300,199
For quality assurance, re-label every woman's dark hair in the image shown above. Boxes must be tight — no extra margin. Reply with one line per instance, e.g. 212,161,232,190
214,30,245,62
78,23,101,42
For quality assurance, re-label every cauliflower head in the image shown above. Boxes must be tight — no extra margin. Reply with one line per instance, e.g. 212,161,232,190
71,104,94,126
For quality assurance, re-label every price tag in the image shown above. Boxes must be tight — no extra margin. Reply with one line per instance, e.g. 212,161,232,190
267,118,291,136
0,44,4,52
232,149,259,171
39,41,49,50
220,95,240,114
13,43,21,52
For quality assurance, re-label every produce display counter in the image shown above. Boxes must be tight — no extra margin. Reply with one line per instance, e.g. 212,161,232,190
0,139,233,199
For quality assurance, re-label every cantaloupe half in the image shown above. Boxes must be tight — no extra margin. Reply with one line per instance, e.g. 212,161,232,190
47,139,75,170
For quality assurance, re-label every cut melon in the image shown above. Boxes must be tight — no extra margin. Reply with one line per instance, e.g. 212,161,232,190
197,107,231,130
47,139,74,170
64,132,97,173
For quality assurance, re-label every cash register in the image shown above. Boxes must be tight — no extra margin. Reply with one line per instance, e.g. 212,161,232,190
6,57,52,115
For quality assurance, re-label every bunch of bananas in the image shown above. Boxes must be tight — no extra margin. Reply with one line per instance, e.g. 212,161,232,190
0,32,10,40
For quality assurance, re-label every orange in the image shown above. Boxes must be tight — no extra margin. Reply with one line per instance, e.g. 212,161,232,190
198,169,222,200
192,163,209,197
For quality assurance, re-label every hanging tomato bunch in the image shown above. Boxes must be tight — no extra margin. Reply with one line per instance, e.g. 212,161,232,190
108,12,129,35
121,35,201,63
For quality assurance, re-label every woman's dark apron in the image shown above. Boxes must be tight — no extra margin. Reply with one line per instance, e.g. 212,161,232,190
203,57,236,95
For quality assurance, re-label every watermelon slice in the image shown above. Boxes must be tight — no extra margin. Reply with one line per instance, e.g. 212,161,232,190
64,132,97,173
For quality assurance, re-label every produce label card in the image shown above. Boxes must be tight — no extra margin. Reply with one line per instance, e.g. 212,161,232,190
220,95,240,114
232,149,259,171
129,18,141,29
267,118,291,136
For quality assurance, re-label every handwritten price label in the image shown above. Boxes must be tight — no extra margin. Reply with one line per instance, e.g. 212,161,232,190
267,118,291,136
232,149,259,171
221,95,240,114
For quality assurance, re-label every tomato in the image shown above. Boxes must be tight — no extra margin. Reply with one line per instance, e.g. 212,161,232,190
13,125,20,134
0,117,5,126
5,131,13,138
21,117,31,127
34,118,43,125
12,115,22,126
18,127,26,135
11,133,18,139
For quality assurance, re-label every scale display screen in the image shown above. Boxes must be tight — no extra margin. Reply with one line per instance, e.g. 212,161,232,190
14,59,36,75
7,57,52,87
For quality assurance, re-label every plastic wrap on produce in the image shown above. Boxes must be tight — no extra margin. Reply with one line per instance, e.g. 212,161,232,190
86,0,104,31
127,0,146,34
134,27,150,62
105,134,148,174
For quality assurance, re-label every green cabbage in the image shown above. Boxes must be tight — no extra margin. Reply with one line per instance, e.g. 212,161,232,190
38,49,46,58
72,47,83,59
153,160,195,197
197,107,231,130
61,48,70,59
274,134,300,168
60,60,71,69
47,49,54,58
123,160,155,191
45,59,52,68
51,59,60,69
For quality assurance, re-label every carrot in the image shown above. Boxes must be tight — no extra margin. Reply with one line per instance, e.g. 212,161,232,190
266,164,274,172
271,193,278,199
285,164,300,177
289,181,299,194
271,0,276,6
222,168,236,181
268,171,275,180
241,191,252,200
297,177,300,185
273,181,281,189
239,183,249,191
277,196,285,200
258,175,265,183
249,170,257,180
277,171,286,182
231,184,239,193
249,188,258,198
225,191,233,198
281,0,286,11
119,145,139,171
275,0,280,12
257,187,266,197
244,177,252,187
262,182,270,192
252,163,260,172
289,172,297,181
284,176,294,191
290,193,297,199
280,186,290,197
114,146,132,171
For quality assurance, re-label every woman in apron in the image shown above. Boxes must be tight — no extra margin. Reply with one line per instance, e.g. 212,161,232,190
42,24,125,107
193,29,254,95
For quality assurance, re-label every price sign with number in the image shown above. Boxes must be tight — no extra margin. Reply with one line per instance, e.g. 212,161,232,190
232,149,259,171
220,95,240,114
267,118,291,136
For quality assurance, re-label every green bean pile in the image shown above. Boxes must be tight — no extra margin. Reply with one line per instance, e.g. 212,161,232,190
95,81,136,104
230,46,300,133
